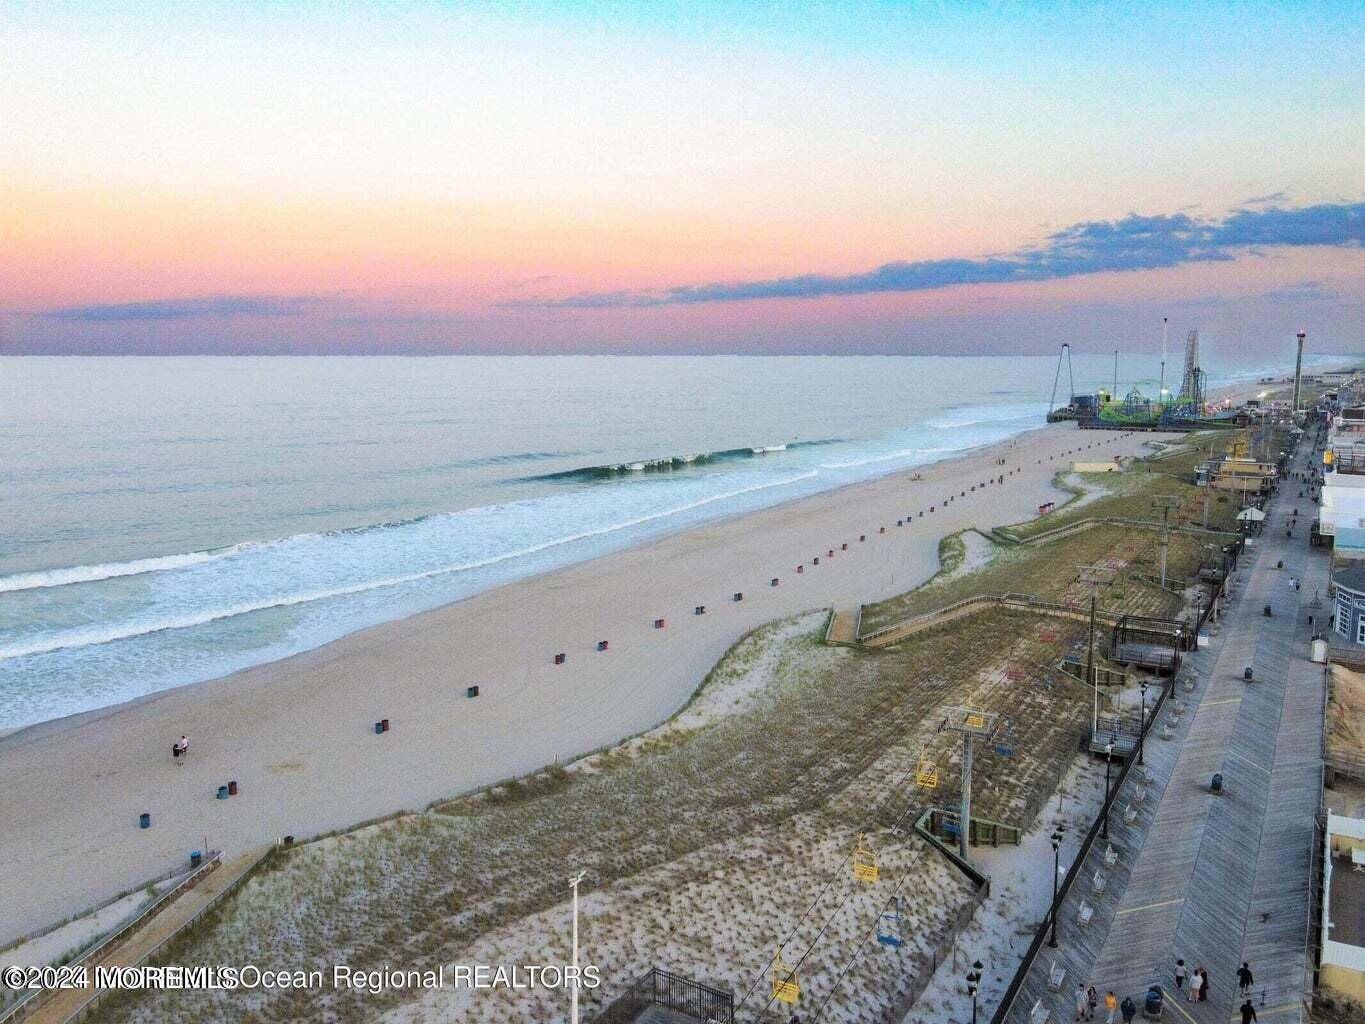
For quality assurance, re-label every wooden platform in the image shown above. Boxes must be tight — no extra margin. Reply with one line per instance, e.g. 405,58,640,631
1000,441,1326,1024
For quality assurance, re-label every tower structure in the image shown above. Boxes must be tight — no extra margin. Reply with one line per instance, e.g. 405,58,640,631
1293,330,1307,413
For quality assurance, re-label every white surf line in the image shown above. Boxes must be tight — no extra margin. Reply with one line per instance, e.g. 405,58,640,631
0,470,820,661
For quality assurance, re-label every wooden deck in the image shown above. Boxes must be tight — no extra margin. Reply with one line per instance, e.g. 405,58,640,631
1000,441,1325,1024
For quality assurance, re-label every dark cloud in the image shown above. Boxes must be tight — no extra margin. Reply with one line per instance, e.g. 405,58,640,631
39,294,333,322
513,201,1364,309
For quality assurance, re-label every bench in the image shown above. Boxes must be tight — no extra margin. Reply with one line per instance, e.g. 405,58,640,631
1030,998,1051,1024
1077,901,1094,926
1048,961,1067,991
1134,783,1149,804
1103,844,1118,868
1161,722,1175,740
1092,870,1109,896
1123,804,1138,825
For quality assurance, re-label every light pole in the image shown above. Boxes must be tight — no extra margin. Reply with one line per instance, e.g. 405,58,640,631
966,958,983,1024
1139,681,1149,767
1102,741,1114,840
1048,825,1065,948
569,870,586,1024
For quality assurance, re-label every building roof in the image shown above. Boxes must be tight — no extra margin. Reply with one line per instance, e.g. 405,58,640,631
1334,563,1365,594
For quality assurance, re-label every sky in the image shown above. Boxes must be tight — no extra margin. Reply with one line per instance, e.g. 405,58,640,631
1,1,1362,357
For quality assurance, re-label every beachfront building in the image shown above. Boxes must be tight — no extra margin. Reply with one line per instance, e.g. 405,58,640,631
1318,409,1365,542
1323,812,1365,1001
1209,457,1277,497
1332,564,1365,649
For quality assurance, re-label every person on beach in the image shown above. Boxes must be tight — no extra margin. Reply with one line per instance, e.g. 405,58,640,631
1087,985,1098,1019
1174,959,1186,990
1240,999,1258,1023
1075,984,1089,1021
1119,995,1136,1024
1198,967,1209,1002
175,735,188,763
1104,990,1117,1024
1237,962,1253,996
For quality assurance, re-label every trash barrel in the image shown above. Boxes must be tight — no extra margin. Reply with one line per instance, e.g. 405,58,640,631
1243,667,1253,681
228,780,238,796
374,721,385,734
554,653,566,665
467,685,480,698
654,618,666,628
190,850,202,868
771,578,779,587
283,834,295,845
597,640,609,651
1264,605,1272,617
733,592,743,602
139,812,151,829
381,718,390,732
217,785,229,800
1211,773,1224,794
695,605,706,615
1144,986,1163,1016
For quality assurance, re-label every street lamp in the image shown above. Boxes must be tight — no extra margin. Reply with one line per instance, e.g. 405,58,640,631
569,870,587,1024
1102,741,1115,840
1048,825,1066,948
1139,681,1149,767
966,958,984,1024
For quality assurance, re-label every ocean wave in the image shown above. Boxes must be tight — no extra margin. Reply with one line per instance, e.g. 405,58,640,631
0,470,820,662
0,543,264,595
519,439,839,483
820,448,928,470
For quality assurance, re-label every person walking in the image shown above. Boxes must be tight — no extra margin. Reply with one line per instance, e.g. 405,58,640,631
1075,984,1089,1021
1198,967,1209,1002
1104,990,1117,1024
1174,959,1187,991
1237,962,1254,997
1087,984,1098,1020
1187,969,1202,1003
1240,998,1258,1023
1119,995,1136,1024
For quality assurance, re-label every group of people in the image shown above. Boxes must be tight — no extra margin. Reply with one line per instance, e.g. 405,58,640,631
171,734,189,762
1073,984,1130,1023
1068,960,1258,1023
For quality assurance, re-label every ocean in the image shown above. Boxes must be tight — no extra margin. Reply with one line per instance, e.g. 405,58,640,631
0,352,1315,729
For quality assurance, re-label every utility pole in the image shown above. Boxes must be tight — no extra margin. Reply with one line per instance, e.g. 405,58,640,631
1078,564,1118,744
1152,496,1182,589
569,870,587,1024
1159,317,1168,412
1203,440,1214,529
939,707,1001,862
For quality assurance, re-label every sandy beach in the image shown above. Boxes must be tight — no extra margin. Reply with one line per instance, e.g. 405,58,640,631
0,421,1176,946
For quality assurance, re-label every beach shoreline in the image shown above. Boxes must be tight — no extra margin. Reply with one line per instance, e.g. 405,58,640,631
0,374,1275,947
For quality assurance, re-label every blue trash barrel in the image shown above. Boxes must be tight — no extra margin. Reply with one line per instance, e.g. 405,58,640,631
374,721,384,734
1144,986,1163,1015
139,812,151,829
217,785,229,800
190,850,202,868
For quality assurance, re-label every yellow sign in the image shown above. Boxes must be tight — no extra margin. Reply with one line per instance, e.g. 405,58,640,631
965,713,985,729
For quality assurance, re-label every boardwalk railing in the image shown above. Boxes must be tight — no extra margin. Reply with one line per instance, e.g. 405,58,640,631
593,966,733,1024
58,847,275,1024
859,592,1121,646
0,852,222,1024
988,685,1168,1024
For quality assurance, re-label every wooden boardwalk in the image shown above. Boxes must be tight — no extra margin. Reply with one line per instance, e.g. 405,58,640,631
23,849,266,1024
1002,441,1326,1024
